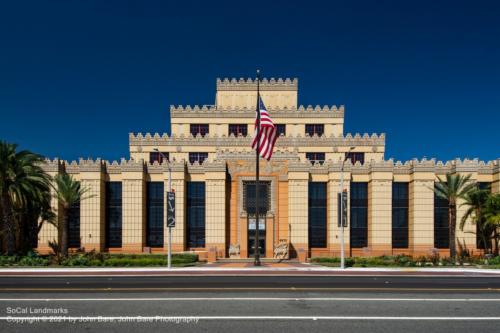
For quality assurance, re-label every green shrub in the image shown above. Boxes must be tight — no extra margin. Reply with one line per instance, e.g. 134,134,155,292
345,257,355,267
0,256,19,266
17,252,49,266
0,252,198,267
487,256,500,265
103,258,166,267
62,254,93,267
101,253,198,267
311,257,341,263
89,259,103,266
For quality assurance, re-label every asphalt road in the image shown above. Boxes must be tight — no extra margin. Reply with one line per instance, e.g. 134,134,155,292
1,275,500,332
1,274,500,291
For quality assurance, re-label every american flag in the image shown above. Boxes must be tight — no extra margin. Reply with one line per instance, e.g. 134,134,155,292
251,97,277,160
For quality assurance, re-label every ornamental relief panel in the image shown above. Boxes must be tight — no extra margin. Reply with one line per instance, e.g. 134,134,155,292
227,160,288,177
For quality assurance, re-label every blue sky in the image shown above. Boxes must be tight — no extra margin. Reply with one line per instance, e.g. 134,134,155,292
0,0,498,162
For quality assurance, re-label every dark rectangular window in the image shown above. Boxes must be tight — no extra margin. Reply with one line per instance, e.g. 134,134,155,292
190,124,209,137
68,199,80,248
477,182,492,249
228,124,248,137
306,152,326,164
350,182,368,248
149,152,169,164
309,182,327,248
243,181,270,215
189,152,208,164
187,182,206,248
392,182,409,248
146,182,164,247
346,152,365,165
305,124,324,136
106,182,122,248
275,124,286,136
434,185,449,249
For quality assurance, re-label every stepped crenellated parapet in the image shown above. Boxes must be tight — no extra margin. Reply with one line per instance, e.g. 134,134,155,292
146,161,164,174
105,160,122,174
65,158,105,172
169,104,344,118
216,77,298,91
42,157,499,176
393,160,412,175
129,132,385,148
478,160,499,175
408,158,436,173
40,158,63,173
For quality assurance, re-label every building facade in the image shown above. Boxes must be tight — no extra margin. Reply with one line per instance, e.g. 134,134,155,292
39,78,500,261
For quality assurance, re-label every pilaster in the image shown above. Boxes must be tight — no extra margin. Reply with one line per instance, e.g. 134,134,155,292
38,160,63,254
327,168,351,256
205,161,227,259
409,170,435,256
288,168,309,261
79,160,105,252
167,162,186,252
121,164,146,253
368,171,393,255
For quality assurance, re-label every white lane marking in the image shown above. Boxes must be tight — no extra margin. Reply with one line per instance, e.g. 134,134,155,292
1,298,500,302
1,316,500,321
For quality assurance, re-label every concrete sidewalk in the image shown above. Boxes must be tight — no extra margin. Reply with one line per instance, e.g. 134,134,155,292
0,263,499,276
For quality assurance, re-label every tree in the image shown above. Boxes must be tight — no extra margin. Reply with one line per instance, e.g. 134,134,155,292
460,188,492,253
0,141,51,255
483,193,500,256
433,173,476,259
52,173,90,258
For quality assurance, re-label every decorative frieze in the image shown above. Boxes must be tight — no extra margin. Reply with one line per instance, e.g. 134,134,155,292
227,159,289,176
218,149,299,162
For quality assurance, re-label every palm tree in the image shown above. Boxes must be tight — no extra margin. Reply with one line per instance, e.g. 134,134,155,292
53,173,90,258
460,188,492,253
433,173,476,259
18,189,55,252
0,141,51,255
483,193,500,255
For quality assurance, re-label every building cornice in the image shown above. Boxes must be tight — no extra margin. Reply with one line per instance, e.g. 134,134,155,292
41,158,500,176
216,77,298,91
129,133,385,148
170,105,344,118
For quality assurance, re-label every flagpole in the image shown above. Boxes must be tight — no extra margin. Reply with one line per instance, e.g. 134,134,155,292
254,69,261,266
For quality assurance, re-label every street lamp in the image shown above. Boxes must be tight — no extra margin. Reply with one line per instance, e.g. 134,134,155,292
339,146,355,269
154,148,172,269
